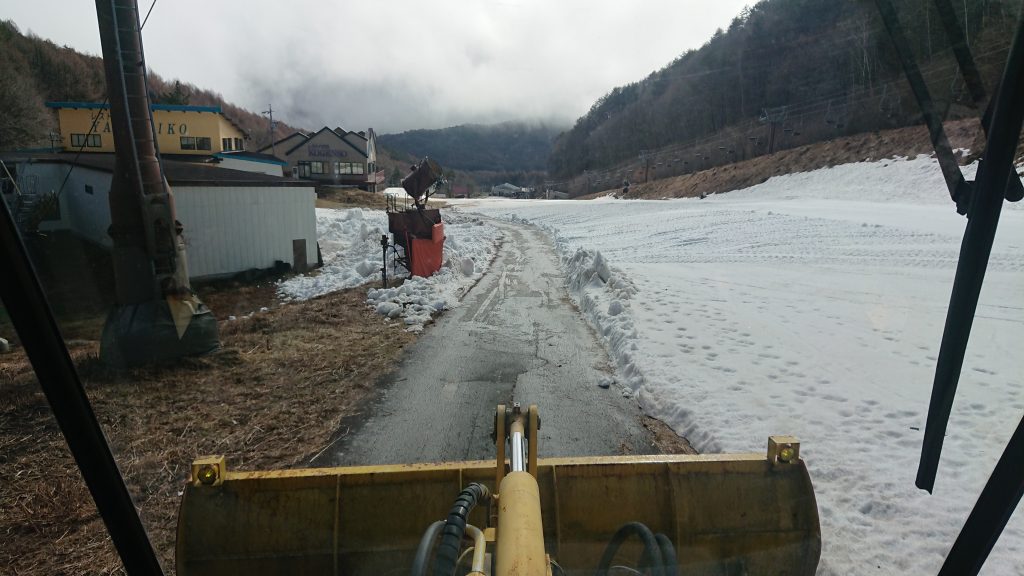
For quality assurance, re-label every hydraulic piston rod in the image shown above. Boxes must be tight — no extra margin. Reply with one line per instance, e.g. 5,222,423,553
510,419,526,472
497,408,547,576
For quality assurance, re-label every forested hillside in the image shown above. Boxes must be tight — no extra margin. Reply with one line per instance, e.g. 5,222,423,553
0,20,303,151
379,122,564,173
548,0,1021,182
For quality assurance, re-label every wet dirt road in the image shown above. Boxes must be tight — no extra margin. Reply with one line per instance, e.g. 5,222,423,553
322,219,655,466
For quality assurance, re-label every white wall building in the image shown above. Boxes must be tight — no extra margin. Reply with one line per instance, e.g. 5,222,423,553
2,153,317,280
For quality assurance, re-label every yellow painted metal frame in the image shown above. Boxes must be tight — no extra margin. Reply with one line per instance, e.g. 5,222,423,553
177,439,820,576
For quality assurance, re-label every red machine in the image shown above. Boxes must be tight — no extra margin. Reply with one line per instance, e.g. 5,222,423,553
382,158,446,284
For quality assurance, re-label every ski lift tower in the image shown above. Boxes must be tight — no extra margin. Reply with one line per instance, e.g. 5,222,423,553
759,106,788,154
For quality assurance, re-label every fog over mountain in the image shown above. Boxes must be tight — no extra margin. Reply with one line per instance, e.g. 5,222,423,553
4,0,748,133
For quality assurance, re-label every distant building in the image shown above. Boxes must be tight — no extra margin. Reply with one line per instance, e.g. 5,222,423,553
491,183,525,197
46,101,248,156
260,127,384,191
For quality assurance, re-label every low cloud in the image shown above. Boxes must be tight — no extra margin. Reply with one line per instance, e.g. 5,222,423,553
7,0,749,133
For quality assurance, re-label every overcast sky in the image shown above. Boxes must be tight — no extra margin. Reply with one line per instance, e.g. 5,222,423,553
6,1,750,134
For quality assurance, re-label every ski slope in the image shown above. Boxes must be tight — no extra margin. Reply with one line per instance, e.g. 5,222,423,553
456,154,1024,575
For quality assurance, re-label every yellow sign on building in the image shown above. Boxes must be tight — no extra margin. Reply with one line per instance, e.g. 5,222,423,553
46,102,248,155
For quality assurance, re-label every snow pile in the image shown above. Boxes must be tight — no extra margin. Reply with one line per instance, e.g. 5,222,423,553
278,208,389,300
467,154,1024,575
561,247,644,388
279,207,502,331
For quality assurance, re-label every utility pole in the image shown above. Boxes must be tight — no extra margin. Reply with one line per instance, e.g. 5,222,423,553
262,104,277,157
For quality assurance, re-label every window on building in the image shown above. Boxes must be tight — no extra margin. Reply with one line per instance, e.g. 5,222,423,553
234,138,243,151
310,161,326,174
196,137,212,151
222,138,233,151
297,161,311,178
71,134,102,148
337,163,352,175
352,162,365,175
180,136,196,150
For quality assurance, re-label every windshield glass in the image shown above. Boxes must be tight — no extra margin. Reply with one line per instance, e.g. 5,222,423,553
1,1,1023,575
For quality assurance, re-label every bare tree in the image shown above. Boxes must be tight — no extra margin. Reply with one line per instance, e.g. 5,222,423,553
0,58,51,151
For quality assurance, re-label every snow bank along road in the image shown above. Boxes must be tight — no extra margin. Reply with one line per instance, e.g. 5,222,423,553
458,155,1024,576
324,219,655,466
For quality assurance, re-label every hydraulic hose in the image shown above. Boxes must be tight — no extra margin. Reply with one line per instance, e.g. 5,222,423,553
594,522,665,576
412,520,446,576
433,483,490,576
655,533,678,576
464,524,487,575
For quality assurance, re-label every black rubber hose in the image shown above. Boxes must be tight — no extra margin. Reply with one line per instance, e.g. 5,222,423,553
594,522,665,576
433,483,490,576
411,520,445,576
655,533,678,576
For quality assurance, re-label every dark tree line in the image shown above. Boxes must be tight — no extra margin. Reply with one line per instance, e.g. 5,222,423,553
548,0,1022,179
379,121,565,173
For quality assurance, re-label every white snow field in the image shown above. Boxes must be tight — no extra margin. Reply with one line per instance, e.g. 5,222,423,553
278,207,502,331
457,155,1024,575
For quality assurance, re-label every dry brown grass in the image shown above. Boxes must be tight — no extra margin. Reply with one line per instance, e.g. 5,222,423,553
315,186,447,211
316,186,390,210
0,286,415,575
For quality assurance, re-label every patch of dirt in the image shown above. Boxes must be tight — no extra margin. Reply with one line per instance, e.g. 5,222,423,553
315,186,447,211
0,286,415,575
580,119,989,200
642,415,698,455
317,186,390,210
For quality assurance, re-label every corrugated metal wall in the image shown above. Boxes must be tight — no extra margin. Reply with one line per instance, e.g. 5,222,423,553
12,162,318,281
173,185,317,280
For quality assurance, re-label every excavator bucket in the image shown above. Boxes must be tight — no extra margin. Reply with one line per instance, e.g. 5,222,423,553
177,437,820,575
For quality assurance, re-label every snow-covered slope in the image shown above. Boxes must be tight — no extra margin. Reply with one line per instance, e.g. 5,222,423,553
460,154,1024,575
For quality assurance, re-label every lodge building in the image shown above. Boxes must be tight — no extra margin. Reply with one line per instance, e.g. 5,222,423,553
47,101,249,155
46,101,383,190
261,127,384,192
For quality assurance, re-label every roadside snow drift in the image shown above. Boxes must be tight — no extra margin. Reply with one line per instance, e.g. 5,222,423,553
464,154,1024,575
278,208,501,331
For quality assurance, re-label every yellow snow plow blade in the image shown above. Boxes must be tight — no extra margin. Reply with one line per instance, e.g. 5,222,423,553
177,437,820,575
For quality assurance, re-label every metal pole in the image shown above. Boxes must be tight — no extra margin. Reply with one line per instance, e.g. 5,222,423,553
917,9,1024,493
264,104,276,157
875,0,971,214
938,415,1024,575
0,198,165,576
